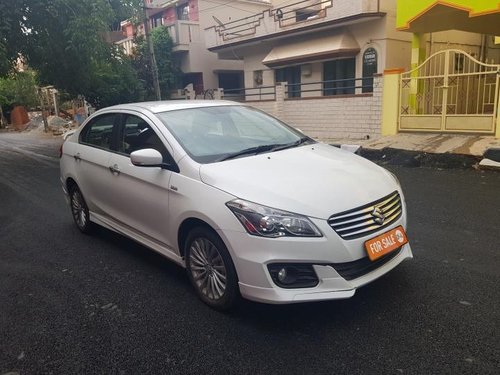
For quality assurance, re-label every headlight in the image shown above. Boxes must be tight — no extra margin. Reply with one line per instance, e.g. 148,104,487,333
226,199,322,238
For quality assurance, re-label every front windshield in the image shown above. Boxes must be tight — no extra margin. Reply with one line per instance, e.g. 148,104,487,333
156,105,314,163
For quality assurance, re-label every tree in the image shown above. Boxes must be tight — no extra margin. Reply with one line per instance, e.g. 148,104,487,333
0,0,27,76
108,0,142,31
0,70,39,127
0,70,39,110
0,0,146,108
132,27,180,100
85,53,145,108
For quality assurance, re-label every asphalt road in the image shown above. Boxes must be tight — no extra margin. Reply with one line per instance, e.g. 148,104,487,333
0,132,499,375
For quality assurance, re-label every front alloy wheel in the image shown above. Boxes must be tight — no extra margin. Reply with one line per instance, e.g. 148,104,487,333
69,185,92,234
185,227,238,310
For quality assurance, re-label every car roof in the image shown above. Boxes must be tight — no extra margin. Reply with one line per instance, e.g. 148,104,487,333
104,100,241,114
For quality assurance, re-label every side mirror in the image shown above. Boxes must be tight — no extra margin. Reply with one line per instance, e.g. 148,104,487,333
130,148,163,167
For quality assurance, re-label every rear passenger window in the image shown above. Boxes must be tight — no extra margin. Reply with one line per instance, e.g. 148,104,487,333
80,114,116,150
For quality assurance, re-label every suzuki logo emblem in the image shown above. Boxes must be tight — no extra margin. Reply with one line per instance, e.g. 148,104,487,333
371,207,385,225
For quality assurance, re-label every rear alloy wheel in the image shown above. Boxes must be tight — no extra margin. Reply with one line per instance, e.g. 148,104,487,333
185,227,239,310
69,185,92,234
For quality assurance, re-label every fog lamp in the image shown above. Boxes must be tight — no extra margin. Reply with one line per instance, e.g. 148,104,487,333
268,264,318,289
277,268,287,282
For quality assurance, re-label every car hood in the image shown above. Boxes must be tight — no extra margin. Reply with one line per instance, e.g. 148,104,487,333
199,143,398,219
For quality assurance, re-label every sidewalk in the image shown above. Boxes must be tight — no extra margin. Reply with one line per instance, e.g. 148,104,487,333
329,133,500,170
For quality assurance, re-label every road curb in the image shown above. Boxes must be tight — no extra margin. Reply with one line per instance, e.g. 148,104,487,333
332,145,483,169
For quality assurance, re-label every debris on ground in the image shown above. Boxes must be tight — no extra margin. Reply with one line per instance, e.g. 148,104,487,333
23,112,77,136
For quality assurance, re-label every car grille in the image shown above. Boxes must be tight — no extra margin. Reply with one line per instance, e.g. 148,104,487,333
328,191,402,240
329,247,402,281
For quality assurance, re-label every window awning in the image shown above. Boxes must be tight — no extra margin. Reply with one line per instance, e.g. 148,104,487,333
262,33,360,68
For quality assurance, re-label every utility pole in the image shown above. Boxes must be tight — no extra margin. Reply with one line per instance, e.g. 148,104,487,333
143,0,162,100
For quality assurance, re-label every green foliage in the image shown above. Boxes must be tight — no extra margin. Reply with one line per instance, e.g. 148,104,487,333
109,0,143,31
23,0,115,96
152,26,180,98
0,0,26,76
132,26,180,100
0,0,146,108
0,70,39,109
85,52,145,108
0,1,179,108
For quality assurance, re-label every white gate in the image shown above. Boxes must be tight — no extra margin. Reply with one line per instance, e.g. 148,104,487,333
399,49,500,133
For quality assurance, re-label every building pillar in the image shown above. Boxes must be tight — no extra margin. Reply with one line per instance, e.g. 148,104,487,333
274,83,285,121
381,69,404,136
214,88,223,100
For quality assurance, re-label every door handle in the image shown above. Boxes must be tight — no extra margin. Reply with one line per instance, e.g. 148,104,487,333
109,164,120,175
73,153,81,161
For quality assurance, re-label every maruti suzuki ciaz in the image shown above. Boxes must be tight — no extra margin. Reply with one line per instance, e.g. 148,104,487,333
60,101,412,310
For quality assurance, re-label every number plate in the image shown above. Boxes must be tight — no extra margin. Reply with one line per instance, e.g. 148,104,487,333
364,226,408,261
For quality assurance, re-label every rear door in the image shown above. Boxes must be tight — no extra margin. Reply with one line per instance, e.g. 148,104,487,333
105,112,177,251
75,113,120,215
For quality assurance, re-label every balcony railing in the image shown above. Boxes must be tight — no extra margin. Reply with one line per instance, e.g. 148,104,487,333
222,85,277,102
206,0,380,49
165,21,200,50
220,77,374,102
285,77,374,98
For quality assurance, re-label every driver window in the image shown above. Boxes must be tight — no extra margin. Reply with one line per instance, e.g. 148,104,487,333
119,115,173,164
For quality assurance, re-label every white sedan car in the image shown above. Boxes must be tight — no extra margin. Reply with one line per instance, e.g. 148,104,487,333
60,101,412,310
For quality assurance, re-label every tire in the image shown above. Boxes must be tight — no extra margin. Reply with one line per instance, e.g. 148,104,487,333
69,185,93,234
185,226,239,310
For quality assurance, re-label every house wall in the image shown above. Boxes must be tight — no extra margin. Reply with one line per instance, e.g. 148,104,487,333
240,22,391,90
184,0,271,89
383,0,412,70
246,76,384,141
427,30,483,57
486,36,500,62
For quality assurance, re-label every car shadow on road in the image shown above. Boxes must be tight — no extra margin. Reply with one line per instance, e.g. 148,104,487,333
230,267,414,328
84,223,415,333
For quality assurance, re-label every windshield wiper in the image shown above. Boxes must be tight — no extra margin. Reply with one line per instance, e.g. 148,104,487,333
217,137,313,162
217,144,284,162
269,136,312,152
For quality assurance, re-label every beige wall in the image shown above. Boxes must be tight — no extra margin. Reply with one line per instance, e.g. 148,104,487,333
186,0,493,90
198,0,271,27
175,0,272,89
428,30,482,56
382,0,412,70
239,21,392,91
486,36,500,62
246,76,384,141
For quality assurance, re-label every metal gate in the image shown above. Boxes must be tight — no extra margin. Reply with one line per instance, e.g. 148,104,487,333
399,49,500,133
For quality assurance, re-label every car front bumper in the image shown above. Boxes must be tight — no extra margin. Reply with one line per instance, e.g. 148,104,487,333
218,217,413,304
238,244,412,304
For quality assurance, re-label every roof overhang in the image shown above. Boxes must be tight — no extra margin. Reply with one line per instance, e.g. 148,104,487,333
262,33,360,67
145,7,165,18
397,1,500,34
208,12,384,54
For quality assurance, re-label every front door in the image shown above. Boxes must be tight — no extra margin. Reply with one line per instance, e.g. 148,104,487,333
106,112,176,252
